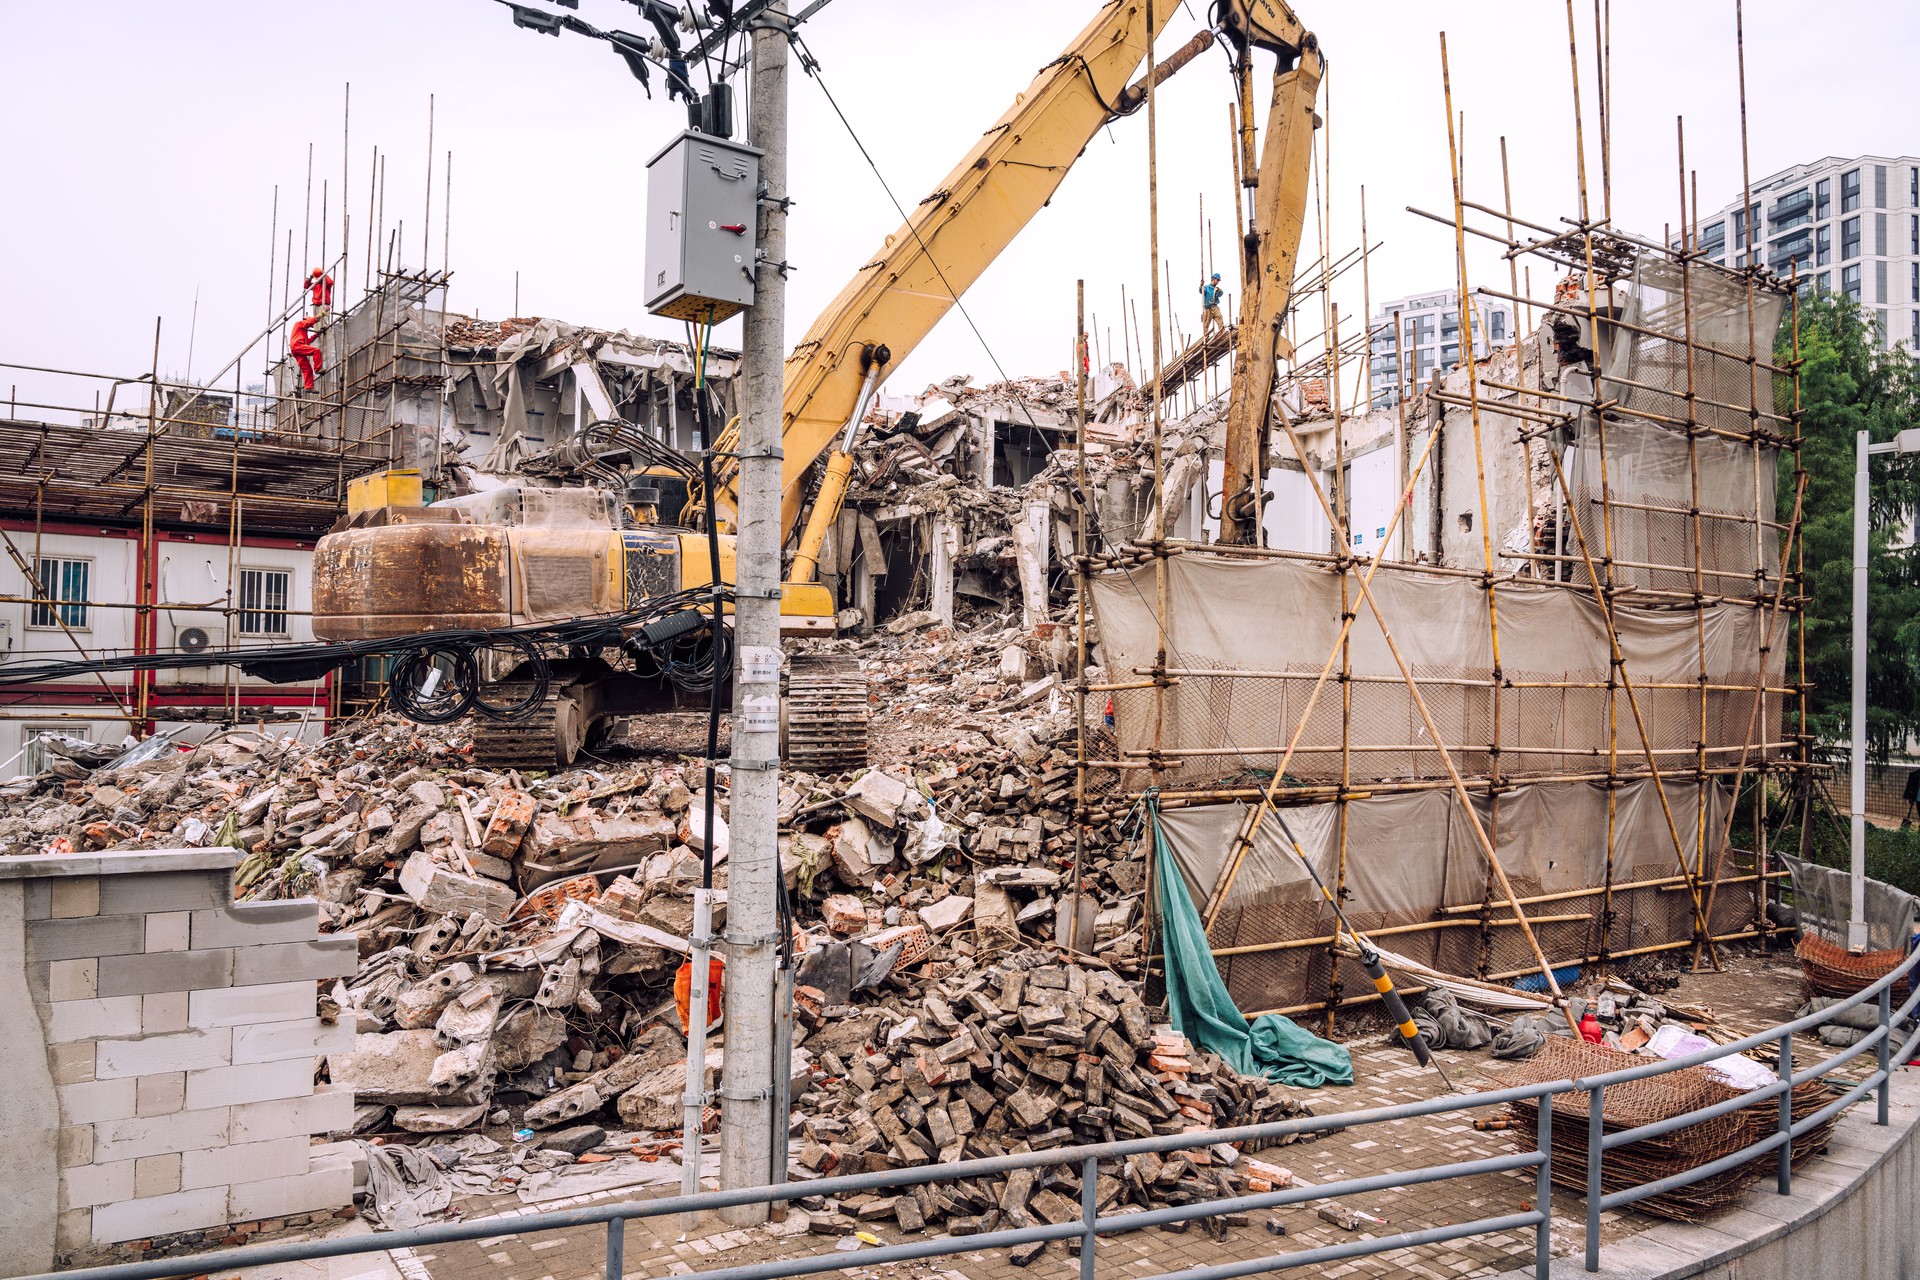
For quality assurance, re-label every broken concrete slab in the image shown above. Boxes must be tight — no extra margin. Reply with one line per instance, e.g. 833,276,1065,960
391,1103,489,1133
542,1124,608,1157
398,851,517,922
520,811,676,881
918,894,974,932
844,771,910,828
328,1029,490,1106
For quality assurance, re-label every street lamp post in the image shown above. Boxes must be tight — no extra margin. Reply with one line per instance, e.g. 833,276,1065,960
1849,426,1920,950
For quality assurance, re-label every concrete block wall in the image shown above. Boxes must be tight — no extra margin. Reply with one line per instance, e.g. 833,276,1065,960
0,848,357,1268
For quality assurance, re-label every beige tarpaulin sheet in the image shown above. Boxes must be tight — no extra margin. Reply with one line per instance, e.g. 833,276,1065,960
1154,780,1741,1012
1089,554,1786,789
1156,780,1728,917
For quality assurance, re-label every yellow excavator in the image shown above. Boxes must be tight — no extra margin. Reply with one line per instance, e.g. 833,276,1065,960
312,0,1322,769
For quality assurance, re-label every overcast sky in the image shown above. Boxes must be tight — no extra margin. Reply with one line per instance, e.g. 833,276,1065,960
2,0,1914,419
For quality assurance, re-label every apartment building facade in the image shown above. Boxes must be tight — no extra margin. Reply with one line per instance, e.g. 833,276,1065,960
0,518,333,776
1366,290,1515,408
1687,153,1919,351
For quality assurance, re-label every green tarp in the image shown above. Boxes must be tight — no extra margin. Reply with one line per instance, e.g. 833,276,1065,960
1152,805,1353,1088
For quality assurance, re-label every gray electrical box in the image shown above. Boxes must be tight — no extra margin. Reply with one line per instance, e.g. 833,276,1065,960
644,130,763,323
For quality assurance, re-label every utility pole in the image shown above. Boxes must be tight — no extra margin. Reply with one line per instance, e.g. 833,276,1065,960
1851,429,1871,952
719,0,789,1226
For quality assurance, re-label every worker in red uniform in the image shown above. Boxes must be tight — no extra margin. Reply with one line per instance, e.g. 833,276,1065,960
289,314,324,392
306,267,335,313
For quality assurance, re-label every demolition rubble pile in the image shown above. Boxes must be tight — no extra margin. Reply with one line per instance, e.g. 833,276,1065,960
0,670,1149,1145
787,949,1309,1237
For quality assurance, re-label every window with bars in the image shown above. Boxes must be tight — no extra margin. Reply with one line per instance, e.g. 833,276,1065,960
29,557,89,629
21,726,77,775
236,568,291,636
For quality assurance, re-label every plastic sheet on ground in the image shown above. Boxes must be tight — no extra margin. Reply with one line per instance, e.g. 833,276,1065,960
1150,804,1351,1087
515,1149,717,1203
360,1140,453,1230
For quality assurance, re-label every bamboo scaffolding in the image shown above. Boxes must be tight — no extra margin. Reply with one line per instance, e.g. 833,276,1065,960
1093,5,1804,1022
1203,368,1571,1003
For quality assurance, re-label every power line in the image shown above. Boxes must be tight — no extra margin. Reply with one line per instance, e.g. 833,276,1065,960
794,37,1036,400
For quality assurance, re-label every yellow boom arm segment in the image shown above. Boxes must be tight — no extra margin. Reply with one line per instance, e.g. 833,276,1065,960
1219,0,1321,545
709,1,1153,548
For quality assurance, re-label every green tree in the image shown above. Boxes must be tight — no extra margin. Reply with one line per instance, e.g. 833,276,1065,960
1784,295,1920,763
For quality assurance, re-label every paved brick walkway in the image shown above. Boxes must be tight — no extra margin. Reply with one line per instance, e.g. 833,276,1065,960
363,948,1842,1280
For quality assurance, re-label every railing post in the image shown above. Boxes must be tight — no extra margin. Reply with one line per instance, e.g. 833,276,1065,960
1535,1091,1553,1280
1878,985,1893,1126
1079,1153,1099,1280
605,1216,625,1280
1585,1085,1603,1273
1776,1031,1793,1195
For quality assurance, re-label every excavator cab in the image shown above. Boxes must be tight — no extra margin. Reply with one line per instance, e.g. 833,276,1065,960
314,467,858,770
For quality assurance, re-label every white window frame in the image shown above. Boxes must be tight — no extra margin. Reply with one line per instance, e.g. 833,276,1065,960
19,724,79,776
28,556,91,631
236,566,293,637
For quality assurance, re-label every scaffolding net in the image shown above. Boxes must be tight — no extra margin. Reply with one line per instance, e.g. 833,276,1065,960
1085,242,1799,1016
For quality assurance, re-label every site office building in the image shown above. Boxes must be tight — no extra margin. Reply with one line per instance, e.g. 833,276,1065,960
0,509,330,772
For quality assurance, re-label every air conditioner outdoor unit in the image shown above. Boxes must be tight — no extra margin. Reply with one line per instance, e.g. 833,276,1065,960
169,615,225,654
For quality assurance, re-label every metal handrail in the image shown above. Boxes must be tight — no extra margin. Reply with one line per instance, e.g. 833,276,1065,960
20,941,1920,1280
1574,945,1920,1268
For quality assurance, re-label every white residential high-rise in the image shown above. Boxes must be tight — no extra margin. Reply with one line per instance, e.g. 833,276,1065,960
1685,154,1920,351
1365,290,1515,408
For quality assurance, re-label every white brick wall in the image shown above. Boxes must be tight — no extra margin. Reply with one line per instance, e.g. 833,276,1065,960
230,1085,354,1144
189,979,321,1028
184,1058,316,1110
56,1079,137,1125
14,852,358,1251
95,1027,234,1078
181,1136,311,1191
91,1187,228,1245
232,1017,357,1065
47,996,145,1043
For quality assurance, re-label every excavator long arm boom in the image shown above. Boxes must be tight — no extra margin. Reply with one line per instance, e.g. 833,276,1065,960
1218,0,1321,545
704,0,1321,568
707,1,1155,546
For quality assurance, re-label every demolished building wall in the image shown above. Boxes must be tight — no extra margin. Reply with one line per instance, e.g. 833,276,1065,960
267,274,741,487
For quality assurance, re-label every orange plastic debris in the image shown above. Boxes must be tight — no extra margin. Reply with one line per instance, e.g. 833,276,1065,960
674,955,725,1033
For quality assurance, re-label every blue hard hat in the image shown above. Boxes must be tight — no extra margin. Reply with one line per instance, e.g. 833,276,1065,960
1211,273,1221,279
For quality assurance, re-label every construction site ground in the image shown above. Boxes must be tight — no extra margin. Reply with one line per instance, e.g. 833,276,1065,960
216,947,1862,1280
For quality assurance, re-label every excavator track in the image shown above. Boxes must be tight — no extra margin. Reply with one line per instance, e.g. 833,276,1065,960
468,683,585,772
783,654,871,776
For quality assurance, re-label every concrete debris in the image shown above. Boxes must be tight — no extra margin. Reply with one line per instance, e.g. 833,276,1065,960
787,949,1312,1233
0,464,1258,1234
